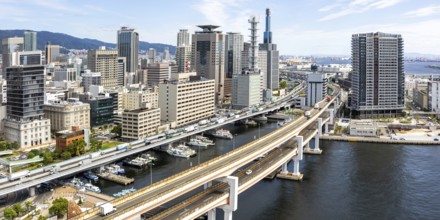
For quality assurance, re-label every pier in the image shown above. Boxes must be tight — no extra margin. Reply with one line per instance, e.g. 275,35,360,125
97,172,134,186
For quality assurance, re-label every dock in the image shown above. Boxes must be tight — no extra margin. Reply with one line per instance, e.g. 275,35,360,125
97,172,134,186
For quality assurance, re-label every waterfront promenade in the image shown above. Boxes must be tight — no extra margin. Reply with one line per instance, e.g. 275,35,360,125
321,135,440,145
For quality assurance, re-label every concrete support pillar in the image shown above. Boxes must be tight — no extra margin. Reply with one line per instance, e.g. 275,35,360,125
219,176,238,220
293,158,300,175
325,123,329,134
29,187,36,197
281,162,288,174
317,118,323,136
222,209,233,220
296,136,303,160
204,181,212,190
207,209,216,220
314,133,320,150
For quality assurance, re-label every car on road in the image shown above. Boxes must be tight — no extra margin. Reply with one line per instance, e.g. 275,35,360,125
434,138,439,141
245,170,252,175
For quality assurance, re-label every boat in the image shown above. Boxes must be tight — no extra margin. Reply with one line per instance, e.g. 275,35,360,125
187,138,209,148
140,153,157,162
105,164,126,175
124,156,153,168
113,187,137,198
210,129,233,139
253,115,268,122
194,135,214,145
167,144,196,158
84,183,101,193
245,120,258,126
83,171,99,181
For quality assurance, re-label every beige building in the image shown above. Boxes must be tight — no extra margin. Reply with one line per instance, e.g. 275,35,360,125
44,98,91,131
146,63,177,85
159,72,215,127
175,46,191,73
4,118,51,148
121,108,161,140
88,47,119,88
123,87,159,110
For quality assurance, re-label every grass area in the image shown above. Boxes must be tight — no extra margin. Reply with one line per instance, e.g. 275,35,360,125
101,141,123,150
399,118,413,124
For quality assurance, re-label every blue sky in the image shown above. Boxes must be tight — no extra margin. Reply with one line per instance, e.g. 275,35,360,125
1,0,440,55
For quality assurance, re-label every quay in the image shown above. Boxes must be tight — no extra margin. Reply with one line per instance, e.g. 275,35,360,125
321,135,440,145
97,172,135,185
266,113,292,120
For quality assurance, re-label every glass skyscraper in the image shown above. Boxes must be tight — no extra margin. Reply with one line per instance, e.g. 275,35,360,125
117,27,139,73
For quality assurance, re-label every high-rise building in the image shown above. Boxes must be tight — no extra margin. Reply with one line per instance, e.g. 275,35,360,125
122,108,161,140
45,42,60,64
4,65,51,148
117,26,139,72
306,73,328,107
163,47,170,61
2,37,23,74
259,8,279,91
175,45,191,73
81,70,101,92
350,32,404,118
159,72,215,127
79,94,113,127
177,29,190,47
117,57,126,86
241,42,250,70
54,67,77,82
428,80,440,113
88,47,119,88
148,48,156,64
146,63,177,85
11,51,42,66
191,25,226,106
24,31,37,51
225,32,243,78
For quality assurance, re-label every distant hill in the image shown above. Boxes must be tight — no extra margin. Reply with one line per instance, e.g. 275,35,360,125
0,30,175,54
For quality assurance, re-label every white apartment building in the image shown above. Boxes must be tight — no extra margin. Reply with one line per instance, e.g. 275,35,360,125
44,98,91,131
428,81,440,113
121,108,161,140
159,72,215,127
123,87,159,110
306,73,328,107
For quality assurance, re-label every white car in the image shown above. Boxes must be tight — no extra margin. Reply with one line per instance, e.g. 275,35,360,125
245,170,252,175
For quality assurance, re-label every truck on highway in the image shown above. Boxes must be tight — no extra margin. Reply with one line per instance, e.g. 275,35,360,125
184,125,196,133
116,144,130,151
314,103,320,109
198,119,209,126
9,170,30,181
216,118,225,124
305,111,311,119
89,152,101,159
99,203,116,216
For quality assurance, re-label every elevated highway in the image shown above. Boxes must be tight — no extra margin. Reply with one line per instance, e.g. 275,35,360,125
75,91,340,220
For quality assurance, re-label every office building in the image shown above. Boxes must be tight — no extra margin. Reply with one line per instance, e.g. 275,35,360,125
45,42,60,64
306,73,328,107
79,94,113,127
81,70,101,92
24,31,37,51
88,47,119,88
351,32,404,118
428,81,440,113
148,48,156,64
44,98,90,131
225,32,243,78
159,72,215,127
11,51,42,66
177,29,190,47
54,67,77,82
0,78,6,103
192,25,226,106
163,47,170,61
3,65,51,148
2,37,23,74
176,45,191,73
259,8,279,91
117,26,139,72
117,57,126,86
122,108,161,140
232,71,261,109
123,87,159,110
146,63,177,85
241,42,250,70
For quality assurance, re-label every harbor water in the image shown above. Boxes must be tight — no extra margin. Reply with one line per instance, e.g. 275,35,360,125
96,121,440,219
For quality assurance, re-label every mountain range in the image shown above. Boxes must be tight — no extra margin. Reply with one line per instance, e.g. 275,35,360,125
0,30,175,54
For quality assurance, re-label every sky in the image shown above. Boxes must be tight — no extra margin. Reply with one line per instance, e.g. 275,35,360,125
1,0,440,56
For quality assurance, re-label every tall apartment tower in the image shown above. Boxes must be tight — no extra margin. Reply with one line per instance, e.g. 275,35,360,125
4,65,51,148
88,47,119,88
350,32,405,118
2,37,23,75
177,29,190,47
259,8,279,91
163,47,170,61
148,48,156,64
45,42,60,65
117,57,126,86
191,25,226,106
24,31,37,51
225,32,243,78
117,26,139,72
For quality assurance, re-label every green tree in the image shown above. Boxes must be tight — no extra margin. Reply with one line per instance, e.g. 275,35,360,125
27,152,35,159
90,138,103,152
25,201,33,212
30,149,41,157
60,151,71,160
49,198,68,218
279,81,287,89
3,208,17,220
37,216,47,220
67,139,86,156
12,203,23,216
42,151,53,165
111,124,122,137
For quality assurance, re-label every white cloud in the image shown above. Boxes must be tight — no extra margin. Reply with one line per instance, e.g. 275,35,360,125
405,5,440,17
319,0,403,21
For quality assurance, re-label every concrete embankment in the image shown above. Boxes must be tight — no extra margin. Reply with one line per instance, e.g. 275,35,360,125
321,135,440,145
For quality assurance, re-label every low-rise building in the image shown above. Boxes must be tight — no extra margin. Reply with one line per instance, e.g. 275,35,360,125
349,120,377,137
44,98,90,131
159,72,215,127
121,108,161,140
55,126,86,151
3,118,51,148
232,71,261,109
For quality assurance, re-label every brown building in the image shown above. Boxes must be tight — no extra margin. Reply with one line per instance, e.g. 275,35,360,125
55,126,85,151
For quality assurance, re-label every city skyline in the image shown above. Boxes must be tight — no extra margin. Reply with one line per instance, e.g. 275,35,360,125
1,0,440,55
